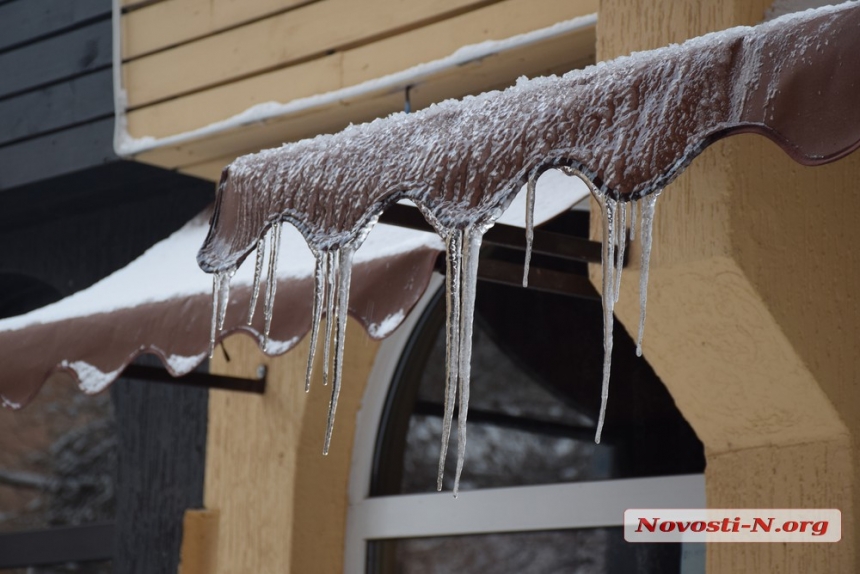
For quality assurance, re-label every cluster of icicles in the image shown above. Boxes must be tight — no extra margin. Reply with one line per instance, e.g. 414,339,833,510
207,169,661,495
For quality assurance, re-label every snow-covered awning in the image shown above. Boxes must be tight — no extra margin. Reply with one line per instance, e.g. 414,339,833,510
196,3,860,491
0,172,587,410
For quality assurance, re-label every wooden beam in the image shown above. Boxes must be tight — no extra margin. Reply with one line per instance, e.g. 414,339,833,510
178,509,220,574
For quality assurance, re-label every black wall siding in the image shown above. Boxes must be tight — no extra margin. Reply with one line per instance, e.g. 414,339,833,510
0,0,110,53
0,18,112,100
0,117,116,190
0,69,113,147
0,2,215,572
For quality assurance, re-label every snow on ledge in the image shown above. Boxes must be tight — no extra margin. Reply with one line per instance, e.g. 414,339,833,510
114,13,598,157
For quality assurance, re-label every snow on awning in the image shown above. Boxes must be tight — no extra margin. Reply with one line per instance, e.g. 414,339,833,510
0,172,586,410
197,3,860,491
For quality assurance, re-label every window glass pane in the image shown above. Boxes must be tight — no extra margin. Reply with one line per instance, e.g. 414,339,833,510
372,528,696,574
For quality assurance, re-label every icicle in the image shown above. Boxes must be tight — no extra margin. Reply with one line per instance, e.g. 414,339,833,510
217,268,233,333
262,222,282,350
613,199,627,304
208,273,222,359
595,196,617,444
305,252,328,392
322,250,339,387
636,192,660,357
323,245,355,455
247,236,266,325
452,226,483,497
629,200,637,242
437,230,463,491
522,174,537,287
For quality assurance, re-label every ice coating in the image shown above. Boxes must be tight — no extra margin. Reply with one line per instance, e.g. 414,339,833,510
198,2,860,276
195,2,860,487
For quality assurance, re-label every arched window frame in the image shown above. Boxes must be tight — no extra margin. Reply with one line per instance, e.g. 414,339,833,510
345,276,705,573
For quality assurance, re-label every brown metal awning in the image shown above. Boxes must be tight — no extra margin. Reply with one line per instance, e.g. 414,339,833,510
0,210,441,408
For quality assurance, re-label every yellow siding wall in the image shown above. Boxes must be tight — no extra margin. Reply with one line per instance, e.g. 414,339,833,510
120,0,597,179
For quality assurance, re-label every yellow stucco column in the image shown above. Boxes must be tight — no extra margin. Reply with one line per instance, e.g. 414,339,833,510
205,322,379,574
595,1,857,571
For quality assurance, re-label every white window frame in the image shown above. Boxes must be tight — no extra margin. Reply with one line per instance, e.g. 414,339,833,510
345,275,705,573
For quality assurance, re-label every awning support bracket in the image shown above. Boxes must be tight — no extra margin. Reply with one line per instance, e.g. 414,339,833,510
122,364,266,394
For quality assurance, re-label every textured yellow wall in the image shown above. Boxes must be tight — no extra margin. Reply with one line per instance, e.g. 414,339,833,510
596,1,857,571
205,322,379,573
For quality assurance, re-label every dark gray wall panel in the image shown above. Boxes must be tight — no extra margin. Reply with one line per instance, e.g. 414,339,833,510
0,69,113,146
112,362,208,574
0,0,110,53
0,117,115,190
0,19,112,99
0,161,214,296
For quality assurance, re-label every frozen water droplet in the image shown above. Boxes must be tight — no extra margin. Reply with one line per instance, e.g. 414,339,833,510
263,222,282,350
323,245,355,455
522,174,537,287
247,237,266,325
305,252,328,392
637,191,660,357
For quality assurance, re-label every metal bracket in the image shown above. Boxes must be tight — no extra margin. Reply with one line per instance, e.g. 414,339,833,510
122,364,267,394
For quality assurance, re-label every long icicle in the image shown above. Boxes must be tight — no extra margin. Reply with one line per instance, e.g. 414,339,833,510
595,196,616,444
636,192,660,357
437,229,463,491
322,250,339,387
262,222,282,350
323,245,355,455
453,226,484,497
208,273,222,359
305,252,328,392
613,200,627,304
522,174,537,287
247,236,266,325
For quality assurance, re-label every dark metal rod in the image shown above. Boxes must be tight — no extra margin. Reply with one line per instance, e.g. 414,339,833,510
0,522,115,568
433,253,600,300
122,364,266,394
379,203,603,263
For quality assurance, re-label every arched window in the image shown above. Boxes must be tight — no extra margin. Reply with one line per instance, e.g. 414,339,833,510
347,215,706,574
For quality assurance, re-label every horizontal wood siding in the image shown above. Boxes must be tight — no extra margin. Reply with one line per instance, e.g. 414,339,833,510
0,69,113,147
123,0,319,60
0,118,115,190
126,0,597,140
0,0,109,52
0,19,112,100
123,0,503,108
0,0,117,190
121,0,597,176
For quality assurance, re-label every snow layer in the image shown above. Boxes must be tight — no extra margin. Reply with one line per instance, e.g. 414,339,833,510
0,212,442,334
